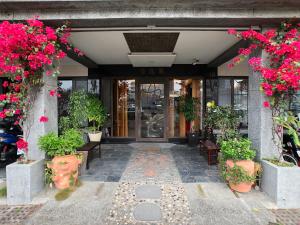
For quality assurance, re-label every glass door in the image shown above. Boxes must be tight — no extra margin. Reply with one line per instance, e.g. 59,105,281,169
136,82,167,141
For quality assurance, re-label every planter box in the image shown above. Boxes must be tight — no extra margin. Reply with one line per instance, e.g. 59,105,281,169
6,159,44,205
261,160,300,208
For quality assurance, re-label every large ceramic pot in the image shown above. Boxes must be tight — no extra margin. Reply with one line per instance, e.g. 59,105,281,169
88,131,102,142
48,155,81,190
226,159,255,193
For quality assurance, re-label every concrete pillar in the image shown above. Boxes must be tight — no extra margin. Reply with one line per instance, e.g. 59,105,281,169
248,49,279,159
24,74,58,160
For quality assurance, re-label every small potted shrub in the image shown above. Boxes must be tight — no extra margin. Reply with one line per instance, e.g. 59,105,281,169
38,129,84,190
179,96,199,146
86,94,107,142
220,138,257,193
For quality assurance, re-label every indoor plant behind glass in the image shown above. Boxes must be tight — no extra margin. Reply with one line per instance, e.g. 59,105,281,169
179,95,199,146
38,129,84,190
86,94,107,142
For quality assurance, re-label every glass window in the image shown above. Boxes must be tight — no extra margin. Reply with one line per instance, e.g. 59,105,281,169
205,79,218,110
233,79,248,127
58,80,72,117
73,79,87,91
218,79,231,106
169,79,202,137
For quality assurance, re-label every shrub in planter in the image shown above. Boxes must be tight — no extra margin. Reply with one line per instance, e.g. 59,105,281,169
38,129,84,190
220,138,257,193
86,94,107,142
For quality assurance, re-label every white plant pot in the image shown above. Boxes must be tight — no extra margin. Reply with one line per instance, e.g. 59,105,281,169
261,160,300,208
88,131,102,142
6,159,44,205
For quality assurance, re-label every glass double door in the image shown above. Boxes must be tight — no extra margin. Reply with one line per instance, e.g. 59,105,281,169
136,80,167,141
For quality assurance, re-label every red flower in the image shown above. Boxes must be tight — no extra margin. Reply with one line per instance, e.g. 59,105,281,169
227,29,237,35
16,139,28,150
49,89,56,96
0,111,6,119
39,116,48,123
2,81,9,88
263,101,270,108
0,94,6,101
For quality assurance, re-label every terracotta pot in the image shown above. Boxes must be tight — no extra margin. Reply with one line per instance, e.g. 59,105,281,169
47,155,81,190
226,159,255,193
88,131,102,142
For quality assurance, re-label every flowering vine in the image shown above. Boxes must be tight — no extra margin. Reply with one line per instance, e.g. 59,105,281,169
0,18,81,160
228,22,300,158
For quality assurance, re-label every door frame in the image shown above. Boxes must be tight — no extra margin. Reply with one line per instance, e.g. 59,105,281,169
135,77,169,142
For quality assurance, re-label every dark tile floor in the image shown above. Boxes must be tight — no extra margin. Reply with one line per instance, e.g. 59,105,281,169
170,144,221,183
81,144,132,182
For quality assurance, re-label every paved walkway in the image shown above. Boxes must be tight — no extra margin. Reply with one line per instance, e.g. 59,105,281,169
0,143,289,225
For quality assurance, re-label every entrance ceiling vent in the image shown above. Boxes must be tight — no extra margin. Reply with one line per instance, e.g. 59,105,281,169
124,32,179,67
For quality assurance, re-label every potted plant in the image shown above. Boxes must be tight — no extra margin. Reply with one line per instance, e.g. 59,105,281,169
179,95,199,146
220,138,257,193
86,94,107,142
38,129,84,190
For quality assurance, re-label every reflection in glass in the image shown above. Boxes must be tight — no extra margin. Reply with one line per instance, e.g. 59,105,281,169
113,80,135,137
140,84,164,138
58,80,72,117
88,79,100,95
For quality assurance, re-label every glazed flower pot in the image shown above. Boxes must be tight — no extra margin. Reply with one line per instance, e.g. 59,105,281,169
226,159,255,193
187,132,199,147
88,131,102,142
47,155,81,190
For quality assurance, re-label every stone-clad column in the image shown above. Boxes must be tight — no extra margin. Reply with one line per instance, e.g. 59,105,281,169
24,74,58,160
248,49,279,160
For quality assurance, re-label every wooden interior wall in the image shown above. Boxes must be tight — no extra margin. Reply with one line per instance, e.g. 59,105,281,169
192,80,201,131
117,82,128,136
179,84,186,137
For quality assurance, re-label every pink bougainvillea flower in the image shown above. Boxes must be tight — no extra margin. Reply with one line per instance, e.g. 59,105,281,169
16,138,28,151
2,81,9,88
39,116,49,123
0,111,6,119
263,101,270,108
0,94,6,101
14,109,21,115
49,89,56,96
227,29,237,35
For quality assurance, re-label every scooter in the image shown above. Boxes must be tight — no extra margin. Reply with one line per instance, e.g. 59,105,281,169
0,120,22,167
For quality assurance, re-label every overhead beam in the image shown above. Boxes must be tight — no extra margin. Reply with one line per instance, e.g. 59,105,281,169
61,46,98,69
208,40,250,68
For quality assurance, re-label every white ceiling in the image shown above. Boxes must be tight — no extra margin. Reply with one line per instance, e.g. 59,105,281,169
69,30,238,65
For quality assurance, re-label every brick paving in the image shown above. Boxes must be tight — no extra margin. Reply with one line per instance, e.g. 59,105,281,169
271,209,300,225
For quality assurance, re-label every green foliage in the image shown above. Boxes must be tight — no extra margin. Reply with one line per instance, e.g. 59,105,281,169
44,165,53,186
179,96,199,122
220,138,256,161
223,164,256,185
204,105,241,142
274,111,300,147
86,94,107,133
58,116,71,134
38,129,84,157
0,186,7,198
